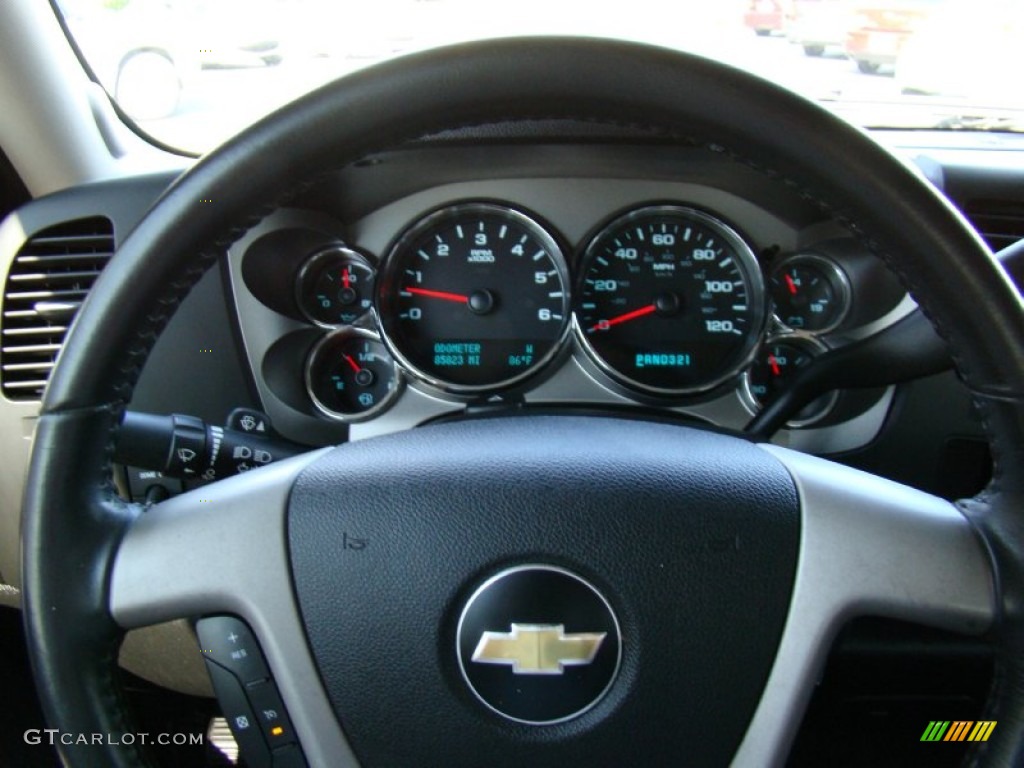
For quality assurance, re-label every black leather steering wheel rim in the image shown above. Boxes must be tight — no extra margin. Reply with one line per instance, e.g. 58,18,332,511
21,37,1024,766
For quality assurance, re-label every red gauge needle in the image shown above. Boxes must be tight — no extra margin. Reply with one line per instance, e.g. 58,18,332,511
342,354,361,374
342,267,351,290
589,303,657,332
784,274,798,295
404,286,469,303
768,354,781,377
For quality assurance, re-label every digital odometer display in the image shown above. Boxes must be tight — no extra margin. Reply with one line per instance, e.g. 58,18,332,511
574,206,766,394
377,203,571,392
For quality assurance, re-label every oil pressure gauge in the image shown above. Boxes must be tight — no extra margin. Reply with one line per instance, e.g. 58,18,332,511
297,246,376,327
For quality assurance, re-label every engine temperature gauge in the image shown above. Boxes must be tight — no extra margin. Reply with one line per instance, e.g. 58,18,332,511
769,254,850,333
305,329,402,421
297,246,376,327
741,336,837,427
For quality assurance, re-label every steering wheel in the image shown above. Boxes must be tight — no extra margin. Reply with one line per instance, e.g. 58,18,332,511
22,38,1024,767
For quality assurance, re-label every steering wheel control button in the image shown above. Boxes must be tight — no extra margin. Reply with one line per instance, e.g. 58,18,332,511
456,565,621,724
204,661,273,768
248,680,297,748
198,617,308,767
196,616,270,685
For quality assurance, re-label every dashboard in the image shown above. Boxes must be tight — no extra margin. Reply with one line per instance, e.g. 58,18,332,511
229,141,907,458
0,128,1015,600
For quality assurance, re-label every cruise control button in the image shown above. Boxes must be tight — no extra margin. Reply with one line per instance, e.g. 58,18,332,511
248,680,297,748
196,616,270,684
204,661,271,768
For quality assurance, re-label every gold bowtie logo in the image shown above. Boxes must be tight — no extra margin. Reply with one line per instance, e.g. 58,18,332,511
471,623,606,675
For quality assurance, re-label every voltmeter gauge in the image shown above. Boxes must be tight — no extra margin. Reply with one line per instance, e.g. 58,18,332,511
305,329,402,422
740,336,837,427
769,254,850,333
297,246,376,327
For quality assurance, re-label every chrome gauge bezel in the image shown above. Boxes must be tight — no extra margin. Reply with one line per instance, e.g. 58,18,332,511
304,327,404,423
375,202,573,395
572,204,768,397
769,252,852,335
295,245,377,329
739,333,838,428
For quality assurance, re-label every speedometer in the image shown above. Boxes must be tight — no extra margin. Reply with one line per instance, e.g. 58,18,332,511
574,205,766,395
377,203,571,393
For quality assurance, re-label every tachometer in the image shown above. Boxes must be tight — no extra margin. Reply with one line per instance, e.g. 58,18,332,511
377,203,570,392
574,205,766,395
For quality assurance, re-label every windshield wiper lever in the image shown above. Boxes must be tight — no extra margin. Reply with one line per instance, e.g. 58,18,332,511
115,410,308,483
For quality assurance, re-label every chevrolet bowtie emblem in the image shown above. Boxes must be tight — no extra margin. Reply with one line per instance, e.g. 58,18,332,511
471,623,606,675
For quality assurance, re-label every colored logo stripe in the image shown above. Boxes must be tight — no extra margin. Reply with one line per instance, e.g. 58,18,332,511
921,721,996,742
944,721,973,741
968,721,997,742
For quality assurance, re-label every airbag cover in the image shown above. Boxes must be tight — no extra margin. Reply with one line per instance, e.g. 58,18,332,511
288,415,799,766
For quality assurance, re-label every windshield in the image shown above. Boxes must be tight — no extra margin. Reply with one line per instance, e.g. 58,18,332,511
55,0,1024,154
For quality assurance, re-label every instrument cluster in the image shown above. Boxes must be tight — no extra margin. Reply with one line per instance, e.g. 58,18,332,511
241,198,892,430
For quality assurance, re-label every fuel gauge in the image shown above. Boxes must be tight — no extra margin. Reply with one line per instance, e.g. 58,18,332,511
297,246,376,327
769,254,850,333
306,329,402,422
741,336,837,427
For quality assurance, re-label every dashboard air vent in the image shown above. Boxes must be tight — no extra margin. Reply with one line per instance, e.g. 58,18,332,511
962,199,1024,252
1,216,114,401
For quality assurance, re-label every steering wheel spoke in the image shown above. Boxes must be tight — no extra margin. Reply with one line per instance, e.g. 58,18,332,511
110,450,320,627
736,445,996,765
110,448,356,766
